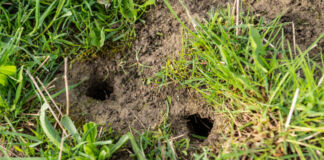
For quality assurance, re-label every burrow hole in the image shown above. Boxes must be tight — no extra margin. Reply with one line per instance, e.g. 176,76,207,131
186,114,213,140
86,79,113,101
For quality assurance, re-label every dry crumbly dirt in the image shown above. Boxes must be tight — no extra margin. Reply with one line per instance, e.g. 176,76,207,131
245,0,324,59
55,0,224,146
54,0,324,157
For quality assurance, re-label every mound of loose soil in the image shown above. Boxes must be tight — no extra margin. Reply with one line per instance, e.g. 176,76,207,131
54,0,324,155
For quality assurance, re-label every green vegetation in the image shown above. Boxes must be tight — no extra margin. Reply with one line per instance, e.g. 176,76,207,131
38,103,146,159
0,0,154,115
1,0,323,159
157,0,324,158
0,0,156,159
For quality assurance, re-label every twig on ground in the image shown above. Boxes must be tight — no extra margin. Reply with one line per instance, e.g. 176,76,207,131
45,78,58,88
98,126,103,138
285,88,300,130
34,56,50,73
26,70,67,134
165,134,185,142
25,77,57,103
232,0,236,20
308,44,318,51
263,38,275,49
300,132,321,141
58,134,67,160
168,140,178,158
36,77,63,117
292,22,297,56
236,0,240,36
64,58,70,116
59,58,72,159
22,113,39,117
317,75,324,87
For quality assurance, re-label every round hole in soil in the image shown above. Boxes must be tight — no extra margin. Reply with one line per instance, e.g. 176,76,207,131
86,80,113,101
186,114,213,139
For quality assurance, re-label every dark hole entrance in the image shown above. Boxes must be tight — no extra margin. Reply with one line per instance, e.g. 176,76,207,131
86,80,113,101
186,114,213,139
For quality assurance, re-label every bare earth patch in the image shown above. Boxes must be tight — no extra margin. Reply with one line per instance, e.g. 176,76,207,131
54,0,324,154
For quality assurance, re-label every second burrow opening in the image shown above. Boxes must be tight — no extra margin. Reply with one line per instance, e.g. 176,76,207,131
186,114,214,140
86,79,113,101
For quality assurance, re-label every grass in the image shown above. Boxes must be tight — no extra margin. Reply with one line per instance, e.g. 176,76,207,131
0,0,156,159
1,0,323,159
0,0,154,117
156,0,324,159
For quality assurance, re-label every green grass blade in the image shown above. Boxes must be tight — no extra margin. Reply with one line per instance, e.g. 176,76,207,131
61,115,81,143
0,131,41,142
13,66,24,109
33,0,66,41
28,0,40,36
39,103,68,152
110,132,146,160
